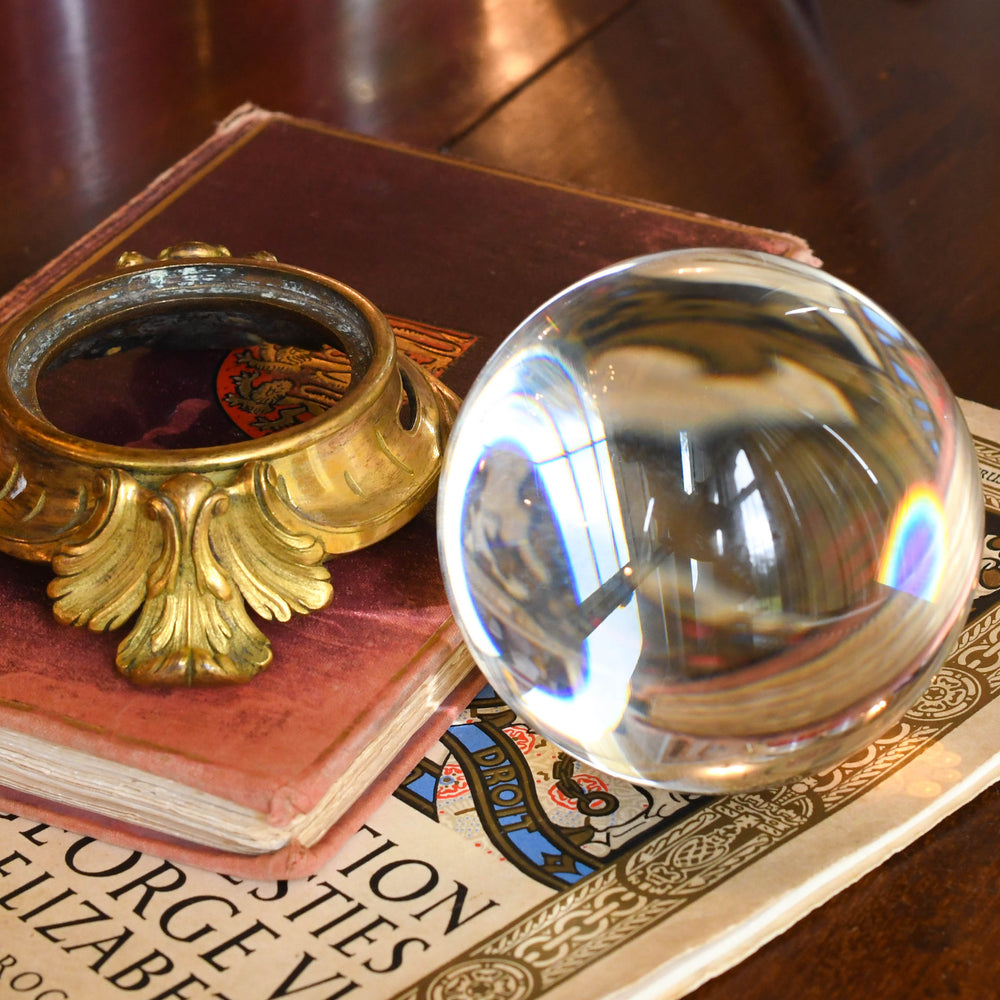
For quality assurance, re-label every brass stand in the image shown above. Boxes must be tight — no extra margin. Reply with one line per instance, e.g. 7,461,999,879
0,243,458,686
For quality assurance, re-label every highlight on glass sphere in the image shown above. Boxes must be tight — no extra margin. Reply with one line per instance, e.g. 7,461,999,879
437,248,983,794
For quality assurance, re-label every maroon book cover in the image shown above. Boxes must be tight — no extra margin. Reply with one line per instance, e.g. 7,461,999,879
0,106,816,879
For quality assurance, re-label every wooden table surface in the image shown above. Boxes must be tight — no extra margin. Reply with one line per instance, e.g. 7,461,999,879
2,2,998,996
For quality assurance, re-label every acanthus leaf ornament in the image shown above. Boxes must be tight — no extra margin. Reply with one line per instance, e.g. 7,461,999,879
211,462,333,622
0,244,458,686
48,468,159,633
48,463,332,686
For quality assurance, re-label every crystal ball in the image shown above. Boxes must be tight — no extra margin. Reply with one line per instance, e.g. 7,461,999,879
437,248,983,793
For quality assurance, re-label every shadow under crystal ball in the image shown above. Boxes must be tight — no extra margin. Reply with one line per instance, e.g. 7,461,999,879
438,248,983,793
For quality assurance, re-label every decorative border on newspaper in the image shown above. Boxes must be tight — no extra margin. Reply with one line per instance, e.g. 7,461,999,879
393,438,1000,1000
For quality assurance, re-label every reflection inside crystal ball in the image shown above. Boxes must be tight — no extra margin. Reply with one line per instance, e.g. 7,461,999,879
438,249,983,793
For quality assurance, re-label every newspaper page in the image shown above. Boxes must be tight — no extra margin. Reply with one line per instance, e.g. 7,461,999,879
3,398,1000,1000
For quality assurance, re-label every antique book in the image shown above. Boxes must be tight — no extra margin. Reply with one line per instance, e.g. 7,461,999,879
0,106,815,883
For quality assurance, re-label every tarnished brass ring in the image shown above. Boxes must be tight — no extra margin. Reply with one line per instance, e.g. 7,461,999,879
0,243,459,686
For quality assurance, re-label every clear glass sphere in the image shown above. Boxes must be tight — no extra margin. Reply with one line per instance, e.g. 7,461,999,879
438,249,983,793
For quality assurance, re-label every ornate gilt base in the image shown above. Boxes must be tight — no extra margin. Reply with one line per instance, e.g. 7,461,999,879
0,243,458,686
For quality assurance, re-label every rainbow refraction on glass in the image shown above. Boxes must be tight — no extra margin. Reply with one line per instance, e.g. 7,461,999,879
438,249,983,793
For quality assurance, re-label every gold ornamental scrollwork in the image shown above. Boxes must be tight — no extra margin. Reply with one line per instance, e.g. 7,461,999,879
0,243,458,686
48,463,332,685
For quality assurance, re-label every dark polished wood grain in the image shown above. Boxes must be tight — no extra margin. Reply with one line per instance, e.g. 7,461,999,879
453,0,1000,410
1,2,999,997
0,0,627,297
